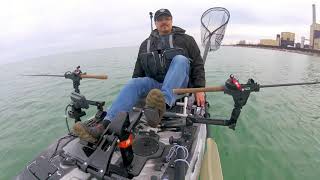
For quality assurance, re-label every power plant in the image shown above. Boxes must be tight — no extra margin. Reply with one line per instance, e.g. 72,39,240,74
310,4,320,50
251,4,320,51
259,32,295,48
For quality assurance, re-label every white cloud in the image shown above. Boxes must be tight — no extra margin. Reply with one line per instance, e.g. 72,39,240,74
0,0,319,64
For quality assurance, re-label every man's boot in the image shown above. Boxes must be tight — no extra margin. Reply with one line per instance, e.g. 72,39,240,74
73,120,110,143
144,89,166,127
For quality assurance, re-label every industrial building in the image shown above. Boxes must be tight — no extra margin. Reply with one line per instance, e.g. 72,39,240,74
310,4,320,50
280,32,295,47
259,34,281,47
259,39,278,46
244,4,320,53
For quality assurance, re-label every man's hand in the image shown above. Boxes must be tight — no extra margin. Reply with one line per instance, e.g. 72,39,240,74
195,92,205,107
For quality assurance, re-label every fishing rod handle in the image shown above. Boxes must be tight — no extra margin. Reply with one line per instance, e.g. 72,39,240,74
80,74,108,80
173,86,224,94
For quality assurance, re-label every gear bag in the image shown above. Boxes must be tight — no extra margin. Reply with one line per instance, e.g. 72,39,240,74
139,47,185,82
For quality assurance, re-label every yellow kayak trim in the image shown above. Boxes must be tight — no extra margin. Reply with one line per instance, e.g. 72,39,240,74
199,138,223,180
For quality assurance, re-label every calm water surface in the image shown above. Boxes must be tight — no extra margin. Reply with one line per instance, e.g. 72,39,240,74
0,46,319,179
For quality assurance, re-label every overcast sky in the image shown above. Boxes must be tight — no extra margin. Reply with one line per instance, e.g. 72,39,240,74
1,0,319,64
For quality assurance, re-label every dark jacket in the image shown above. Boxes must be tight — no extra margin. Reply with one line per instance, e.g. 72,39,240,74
132,26,205,88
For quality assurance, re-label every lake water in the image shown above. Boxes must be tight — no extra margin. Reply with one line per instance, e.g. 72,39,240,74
0,46,319,180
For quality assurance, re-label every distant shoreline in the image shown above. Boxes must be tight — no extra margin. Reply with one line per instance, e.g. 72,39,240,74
225,44,320,57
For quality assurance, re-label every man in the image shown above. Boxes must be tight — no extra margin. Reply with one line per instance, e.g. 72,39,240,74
73,9,205,143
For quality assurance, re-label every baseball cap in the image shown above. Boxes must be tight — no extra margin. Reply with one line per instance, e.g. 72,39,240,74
154,9,172,21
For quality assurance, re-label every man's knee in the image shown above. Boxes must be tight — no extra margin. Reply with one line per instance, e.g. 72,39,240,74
172,55,189,65
127,77,156,87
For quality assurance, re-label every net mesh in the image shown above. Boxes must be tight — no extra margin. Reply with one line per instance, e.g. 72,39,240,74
201,7,230,52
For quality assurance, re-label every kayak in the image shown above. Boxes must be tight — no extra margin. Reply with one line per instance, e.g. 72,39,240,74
15,93,223,180
16,7,232,179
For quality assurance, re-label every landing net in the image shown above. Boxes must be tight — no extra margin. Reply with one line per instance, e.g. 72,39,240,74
201,7,230,61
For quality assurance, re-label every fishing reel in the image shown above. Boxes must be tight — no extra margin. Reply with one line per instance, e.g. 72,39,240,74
223,75,260,129
186,75,261,130
65,66,106,122
63,66,87,93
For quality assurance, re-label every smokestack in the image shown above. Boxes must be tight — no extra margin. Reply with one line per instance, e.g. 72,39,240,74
313,4,316,24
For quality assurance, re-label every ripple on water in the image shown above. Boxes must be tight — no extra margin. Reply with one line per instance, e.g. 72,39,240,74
2,46,320,180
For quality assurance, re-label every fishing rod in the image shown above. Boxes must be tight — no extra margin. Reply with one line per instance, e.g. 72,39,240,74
22,66,108,93
173,76,320,94
23,73,108,80
23,66,108,132
173,75,320,130
24,73,108,79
